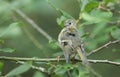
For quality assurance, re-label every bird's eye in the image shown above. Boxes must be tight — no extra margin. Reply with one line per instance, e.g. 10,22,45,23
68,22,71,25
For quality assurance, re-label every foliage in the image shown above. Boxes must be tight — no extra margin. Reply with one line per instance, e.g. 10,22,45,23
5,62,32,77
0,0,120,77
0,48,16,53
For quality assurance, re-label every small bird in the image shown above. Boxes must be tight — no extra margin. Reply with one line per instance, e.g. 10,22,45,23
58,19,102,77
58,19,89,65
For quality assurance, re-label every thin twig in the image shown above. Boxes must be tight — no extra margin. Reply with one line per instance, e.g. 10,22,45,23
0,56,120,66
74,59,120,66
88,59,120,66
0,56,65,62
13,8,52,41
87,40,120,56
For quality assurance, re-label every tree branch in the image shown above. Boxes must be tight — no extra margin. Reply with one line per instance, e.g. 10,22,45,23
88,59,120,66
13,8,52,41
0,56,65,62
87,40,120,56
0,56,120,66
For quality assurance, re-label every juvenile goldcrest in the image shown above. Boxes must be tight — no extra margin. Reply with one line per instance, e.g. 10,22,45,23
58,19,102,77
58,19,89,65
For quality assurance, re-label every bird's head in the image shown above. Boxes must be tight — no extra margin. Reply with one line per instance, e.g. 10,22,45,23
64,19,76,27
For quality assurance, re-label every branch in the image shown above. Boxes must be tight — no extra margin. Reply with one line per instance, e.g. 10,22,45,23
0,56,65,62
87,40,120,56
88,59,120,66
13,8,52,41
74,59,120,66
0,56,120,66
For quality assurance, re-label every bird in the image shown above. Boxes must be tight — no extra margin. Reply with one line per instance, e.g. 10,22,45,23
58,19,102,77
58,19,89,65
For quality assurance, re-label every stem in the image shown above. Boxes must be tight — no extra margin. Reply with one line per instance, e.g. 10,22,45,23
0,56,120,66
87,40,120,56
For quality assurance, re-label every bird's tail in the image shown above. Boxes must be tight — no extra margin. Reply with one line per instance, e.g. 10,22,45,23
76,46,89,66
76,46,102,77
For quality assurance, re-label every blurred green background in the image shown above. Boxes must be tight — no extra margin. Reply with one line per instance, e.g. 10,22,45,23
0,0,120,77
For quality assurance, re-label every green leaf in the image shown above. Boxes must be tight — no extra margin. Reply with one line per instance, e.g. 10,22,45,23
78,67,89,77
48,40,59,49
48,66,55,74
33,71,45,77
0,48,16,53
54,64,73,75
54,65,66,75
80,0,89,11
84,1,98,12
79,71,89,77
0,62,4,71
57,16,66,27
81,10,112,23
0,39,4,44
79,0,98,12
0,22,22,38
103,0,114,4
72,64,89,77
111,28,120,40
5,62,31,77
